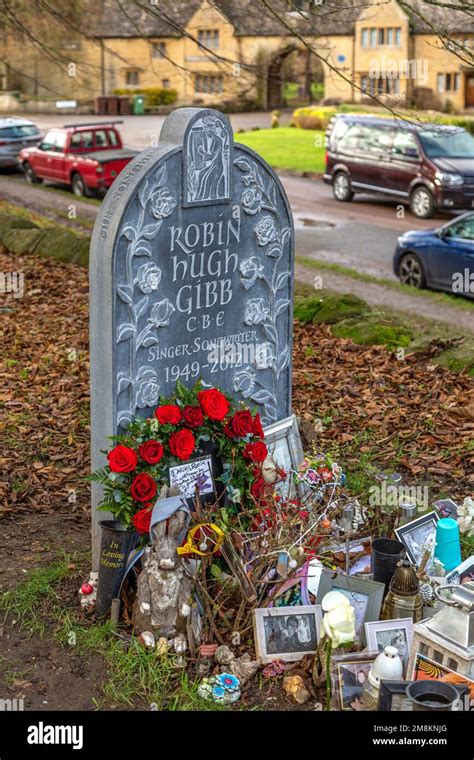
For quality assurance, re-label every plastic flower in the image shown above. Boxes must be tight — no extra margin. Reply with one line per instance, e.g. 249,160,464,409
457,496,474,537
321,591,355,647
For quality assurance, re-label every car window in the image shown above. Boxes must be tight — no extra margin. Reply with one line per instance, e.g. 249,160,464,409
54,132,67,152
363,127,393,152
70,133,82,152
107,129,119,146
338,125,372,152
392,130,419,158
94,130,107,148
0,125,40,139
418,128,474,158
80,131,94,150
329,119,350,150
40,130,59,150
445,216,474,240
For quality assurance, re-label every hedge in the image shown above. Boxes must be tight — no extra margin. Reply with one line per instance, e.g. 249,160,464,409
112,87,178,107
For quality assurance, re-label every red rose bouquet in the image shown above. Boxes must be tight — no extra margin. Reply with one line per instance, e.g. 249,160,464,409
91,380,273,530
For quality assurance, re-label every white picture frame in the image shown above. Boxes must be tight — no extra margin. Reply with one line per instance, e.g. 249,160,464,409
263,414,305,498
253,604,322,663
445,555,474,586
364,618,414,673
395,511,439,572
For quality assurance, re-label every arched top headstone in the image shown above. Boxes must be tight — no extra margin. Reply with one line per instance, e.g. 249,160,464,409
90,106,294,441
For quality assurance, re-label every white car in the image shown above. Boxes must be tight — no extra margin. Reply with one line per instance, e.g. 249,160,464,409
0,117,42,169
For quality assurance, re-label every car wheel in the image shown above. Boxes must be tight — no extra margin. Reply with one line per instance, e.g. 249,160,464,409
333,172,354,202
410,186,435,219
24,162,42,184
71,172,91,197
398,252,427,289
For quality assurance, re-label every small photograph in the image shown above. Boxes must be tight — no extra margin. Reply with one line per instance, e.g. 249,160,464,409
338,661,372,710
395,512,439,571
445,556,474,586
365,618,413,672
332,587,368,638
253,605,322,663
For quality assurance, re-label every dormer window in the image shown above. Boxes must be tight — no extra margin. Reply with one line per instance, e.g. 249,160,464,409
198,30,219,50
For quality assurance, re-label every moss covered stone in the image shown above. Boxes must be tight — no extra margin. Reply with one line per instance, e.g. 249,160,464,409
1,227,45,255
332,315,414,350
0,213,39,244
34,228,90,266
294,293,369,324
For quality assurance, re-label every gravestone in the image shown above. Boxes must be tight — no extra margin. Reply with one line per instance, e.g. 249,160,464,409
89,108,294,566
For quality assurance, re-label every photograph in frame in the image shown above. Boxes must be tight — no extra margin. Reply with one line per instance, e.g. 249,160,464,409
253,604,322,663
365,618,413,673
395,511,439,572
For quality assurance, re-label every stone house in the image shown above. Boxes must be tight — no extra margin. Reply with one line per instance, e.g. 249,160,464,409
2,0,474,111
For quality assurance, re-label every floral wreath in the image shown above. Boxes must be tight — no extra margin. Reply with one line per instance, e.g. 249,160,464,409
91,380,278,534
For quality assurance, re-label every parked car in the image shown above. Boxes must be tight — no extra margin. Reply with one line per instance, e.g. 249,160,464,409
19,121,137,196
393,212,474,298
324,114,474,219
0,117,42,169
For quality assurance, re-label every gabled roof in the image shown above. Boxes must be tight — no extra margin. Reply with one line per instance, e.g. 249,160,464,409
90,0,474,39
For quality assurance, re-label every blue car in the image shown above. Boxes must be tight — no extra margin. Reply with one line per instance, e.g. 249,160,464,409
394,212,474,299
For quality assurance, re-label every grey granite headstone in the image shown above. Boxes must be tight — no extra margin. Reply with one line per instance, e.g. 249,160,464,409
89,108,294,566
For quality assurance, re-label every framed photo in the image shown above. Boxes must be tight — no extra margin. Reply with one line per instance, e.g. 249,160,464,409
395,511,439,572
378,680,470,711
445,555,474,586
433,498,458,519
253,604,322,663
330,651,378,711
263,414,305,498
315,570,385,644
168,447,223,509
365,618,413,673
411,652,474,709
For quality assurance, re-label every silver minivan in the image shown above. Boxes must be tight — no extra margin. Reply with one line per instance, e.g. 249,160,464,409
0,117,42,168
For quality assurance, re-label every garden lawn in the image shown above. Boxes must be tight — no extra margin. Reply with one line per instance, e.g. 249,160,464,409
235,127,325,173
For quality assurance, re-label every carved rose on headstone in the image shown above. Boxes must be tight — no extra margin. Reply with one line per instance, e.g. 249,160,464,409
239,257,264,290
233,367,256,398
150,187,177,219
136,368,160,408
254,215,279,246
136,263,162,294
241,185,263,214
244,298,269,325
148,298,175,328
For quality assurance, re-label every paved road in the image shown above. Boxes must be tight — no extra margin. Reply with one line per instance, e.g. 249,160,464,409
0,168,445,279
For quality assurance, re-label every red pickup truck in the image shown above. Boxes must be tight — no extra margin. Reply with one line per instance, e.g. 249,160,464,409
19,121,137,197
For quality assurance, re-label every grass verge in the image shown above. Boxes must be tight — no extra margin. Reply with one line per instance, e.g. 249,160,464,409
236,127,325,173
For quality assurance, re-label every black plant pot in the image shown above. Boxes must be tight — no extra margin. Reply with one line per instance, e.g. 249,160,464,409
372,537,406,594
95,520,137,619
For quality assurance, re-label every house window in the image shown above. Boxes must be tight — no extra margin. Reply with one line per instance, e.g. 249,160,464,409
152,42,167,59
370,28,377,47
395,27,401,45
438,73,460,92
194,74,223,94
125,69,140,86
162,78,170,88
378,28,385,45
387,27,393,45
361,29,368,48
198,29,219,49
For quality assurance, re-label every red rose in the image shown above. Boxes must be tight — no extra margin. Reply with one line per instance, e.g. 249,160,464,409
130,472,157,503
253,413,265,439
224,422,237,439
183,405,204,428
198,389,230,421
138,440,164,464
169,429,195,461
107,444,138,473
230,410,254,437
155,405,182,425
250,476,266,501
132,506,152,534
243,441,268,463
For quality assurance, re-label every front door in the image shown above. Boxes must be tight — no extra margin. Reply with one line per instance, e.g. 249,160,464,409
465,73,474,107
